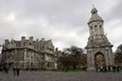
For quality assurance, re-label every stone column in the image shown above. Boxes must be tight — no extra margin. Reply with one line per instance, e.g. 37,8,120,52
104,49,109,66
24,49,27,69
109,48,114,66
87,50,96,71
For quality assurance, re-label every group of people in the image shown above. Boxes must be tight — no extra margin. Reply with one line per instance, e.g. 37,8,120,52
0,63,20,76
13,68,20,76
96,65,121,72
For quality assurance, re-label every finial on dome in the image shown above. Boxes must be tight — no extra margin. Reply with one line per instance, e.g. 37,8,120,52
91,4,98,14
92,4,95,8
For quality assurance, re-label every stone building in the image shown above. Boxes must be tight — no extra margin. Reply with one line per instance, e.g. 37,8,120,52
85,7,114,71
1,36,57,70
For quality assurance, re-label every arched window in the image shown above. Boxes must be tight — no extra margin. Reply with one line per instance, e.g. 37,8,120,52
95,25,97,28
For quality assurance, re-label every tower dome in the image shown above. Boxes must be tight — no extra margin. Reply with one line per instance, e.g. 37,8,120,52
88,7,103,24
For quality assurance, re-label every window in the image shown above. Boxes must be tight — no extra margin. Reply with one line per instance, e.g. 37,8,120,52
99,25,102,28
95,25,97,28
23,42,26,46
29,42,32,45
90,26,92,30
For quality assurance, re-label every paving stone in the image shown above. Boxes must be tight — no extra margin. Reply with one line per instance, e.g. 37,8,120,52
0,71,122,81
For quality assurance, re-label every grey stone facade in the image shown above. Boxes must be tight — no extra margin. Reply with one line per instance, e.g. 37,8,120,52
86,8,114,71
1,36,57,70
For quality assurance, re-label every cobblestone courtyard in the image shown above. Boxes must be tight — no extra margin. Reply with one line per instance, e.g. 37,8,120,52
0,71,122,81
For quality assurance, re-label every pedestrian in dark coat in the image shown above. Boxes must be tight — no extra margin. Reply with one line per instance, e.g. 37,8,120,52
16,68,20,76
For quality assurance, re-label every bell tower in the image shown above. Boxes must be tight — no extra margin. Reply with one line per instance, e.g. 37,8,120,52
86,7,114,71
88,7,104,36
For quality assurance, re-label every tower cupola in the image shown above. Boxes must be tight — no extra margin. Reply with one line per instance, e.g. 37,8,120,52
88,7,104,36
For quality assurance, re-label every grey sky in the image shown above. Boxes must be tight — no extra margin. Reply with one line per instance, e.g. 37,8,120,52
0,0,122,51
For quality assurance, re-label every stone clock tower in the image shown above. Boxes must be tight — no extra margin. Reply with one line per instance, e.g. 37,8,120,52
85,7,114,71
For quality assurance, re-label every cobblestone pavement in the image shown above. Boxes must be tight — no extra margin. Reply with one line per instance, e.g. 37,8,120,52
0,71,122,81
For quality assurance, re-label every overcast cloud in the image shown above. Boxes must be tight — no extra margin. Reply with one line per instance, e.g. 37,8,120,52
0,0,122,51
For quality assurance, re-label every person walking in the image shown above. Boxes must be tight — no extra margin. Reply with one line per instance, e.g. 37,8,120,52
16,68,20,76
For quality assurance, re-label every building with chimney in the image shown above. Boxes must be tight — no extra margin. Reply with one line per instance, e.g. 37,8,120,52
1,36,57,70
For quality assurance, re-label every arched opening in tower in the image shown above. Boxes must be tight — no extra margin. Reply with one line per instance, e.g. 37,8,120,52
94,52,106,69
